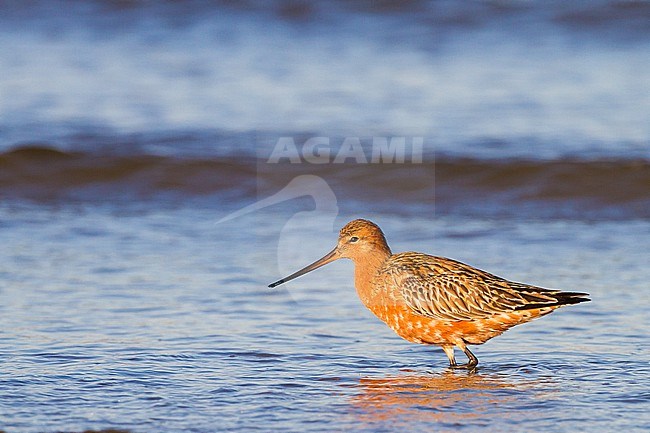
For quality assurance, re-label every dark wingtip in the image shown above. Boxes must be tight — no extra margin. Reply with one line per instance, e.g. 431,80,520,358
559,291,591,304
515,291,591,310
268,279,284,289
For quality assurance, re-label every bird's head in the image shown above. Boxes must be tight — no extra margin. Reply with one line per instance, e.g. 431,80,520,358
268,219,391,288
334,219,390,259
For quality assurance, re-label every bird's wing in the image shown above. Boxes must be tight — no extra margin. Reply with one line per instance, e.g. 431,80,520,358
387,254,562,321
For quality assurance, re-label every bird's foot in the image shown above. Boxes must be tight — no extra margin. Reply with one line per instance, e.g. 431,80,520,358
443,346,479,372
448,355,479,372
448,362,478,371
448,364,478,374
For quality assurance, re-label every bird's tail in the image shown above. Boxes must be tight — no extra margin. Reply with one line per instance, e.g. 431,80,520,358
550,291,591,306
513,287,591,311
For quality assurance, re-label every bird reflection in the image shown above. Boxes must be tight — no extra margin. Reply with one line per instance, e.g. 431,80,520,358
351,369,533,427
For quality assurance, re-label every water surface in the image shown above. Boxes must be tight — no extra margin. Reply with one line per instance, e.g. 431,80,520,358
1,1,649,432
1,206,648,432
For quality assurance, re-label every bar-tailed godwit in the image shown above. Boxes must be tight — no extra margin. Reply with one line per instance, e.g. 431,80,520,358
269,219,590,368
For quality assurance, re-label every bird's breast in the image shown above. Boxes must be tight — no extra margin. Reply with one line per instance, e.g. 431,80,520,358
354,278,450,344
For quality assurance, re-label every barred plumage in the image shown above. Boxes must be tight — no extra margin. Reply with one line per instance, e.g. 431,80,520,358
388,252,587,321
269,219,590,369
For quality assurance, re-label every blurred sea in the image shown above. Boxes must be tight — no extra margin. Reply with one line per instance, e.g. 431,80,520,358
0,1,649,432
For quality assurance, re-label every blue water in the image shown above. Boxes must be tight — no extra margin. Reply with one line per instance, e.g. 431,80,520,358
1,207,648,432
1,1,649,432
1,0,649,145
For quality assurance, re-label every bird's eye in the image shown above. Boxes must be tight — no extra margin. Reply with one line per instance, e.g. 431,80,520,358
349,236,359,243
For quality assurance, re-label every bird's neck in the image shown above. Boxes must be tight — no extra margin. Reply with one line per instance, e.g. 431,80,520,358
352,246,392,295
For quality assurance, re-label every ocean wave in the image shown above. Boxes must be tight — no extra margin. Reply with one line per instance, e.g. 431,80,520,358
1,145,648,220
3,1,649,35
0,146,257,203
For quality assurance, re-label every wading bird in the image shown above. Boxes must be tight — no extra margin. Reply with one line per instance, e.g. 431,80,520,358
269,219,590,369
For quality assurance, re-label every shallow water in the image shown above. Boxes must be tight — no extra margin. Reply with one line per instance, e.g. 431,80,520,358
1,206,648,432
1,0,650,431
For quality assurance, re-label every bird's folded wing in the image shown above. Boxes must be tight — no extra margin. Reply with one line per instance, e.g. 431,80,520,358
394,261,558,321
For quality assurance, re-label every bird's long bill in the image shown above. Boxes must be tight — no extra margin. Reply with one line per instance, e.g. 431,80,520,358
268,247,339,288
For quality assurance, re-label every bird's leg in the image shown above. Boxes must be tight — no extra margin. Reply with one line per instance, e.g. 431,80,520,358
447,343,479,370
442,345,457,367
463,347,479,368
